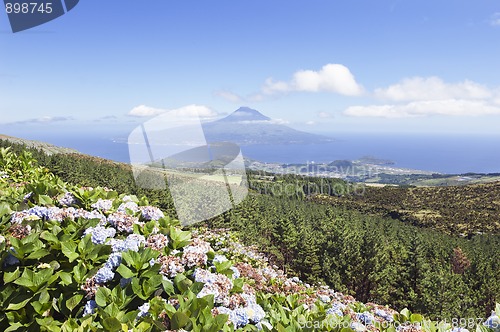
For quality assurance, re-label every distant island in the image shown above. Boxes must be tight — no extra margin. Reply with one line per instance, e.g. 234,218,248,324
202,107,334,145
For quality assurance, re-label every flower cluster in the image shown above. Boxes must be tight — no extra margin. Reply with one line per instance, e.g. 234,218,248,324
145,234,169,251
90,199,113,212
375,308,394,322
58,192,77,206
181,238,211,268
158,254,185,278
109,234,146,253
83,300,97,317
84,226,116,245
117,201,139,214
136,303,150,319
356,311,375,325
107,212,140,233
139,206,164,221
11,206,107,225
211,293,266,328
194,268,233,305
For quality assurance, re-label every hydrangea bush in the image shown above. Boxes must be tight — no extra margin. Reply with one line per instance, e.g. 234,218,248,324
1,147,499,332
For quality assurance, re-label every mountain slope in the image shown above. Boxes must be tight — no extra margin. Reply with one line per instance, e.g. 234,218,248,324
0,134,79,155
202,107,334,145
6,146,496,331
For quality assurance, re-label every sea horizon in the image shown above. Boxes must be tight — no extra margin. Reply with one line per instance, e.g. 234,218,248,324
2,129,500,175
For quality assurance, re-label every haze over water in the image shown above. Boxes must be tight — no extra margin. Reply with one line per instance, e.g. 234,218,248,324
4,127,500,175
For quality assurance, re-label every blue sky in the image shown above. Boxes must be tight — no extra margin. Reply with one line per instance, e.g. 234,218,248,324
1,0,500,136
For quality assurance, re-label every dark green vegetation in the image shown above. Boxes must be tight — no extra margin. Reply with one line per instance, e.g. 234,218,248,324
311,183,500,236
367,173,500,186
1,139,499,322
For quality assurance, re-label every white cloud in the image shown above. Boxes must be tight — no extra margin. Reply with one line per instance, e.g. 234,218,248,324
10,116,73,125
305,120,316,125
128,105,166,117
318,111,333,118
128,104,218,119
262,64,364,96
238,119,289,125
344,99,500,118
490,12,500,26
214,64,363,103
345,76,500,118
214,90,242,103
374,76,492,101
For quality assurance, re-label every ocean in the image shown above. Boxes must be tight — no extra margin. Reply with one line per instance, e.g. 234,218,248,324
3,129,500,174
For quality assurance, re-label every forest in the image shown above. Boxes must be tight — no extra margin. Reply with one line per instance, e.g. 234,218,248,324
1,139,499,321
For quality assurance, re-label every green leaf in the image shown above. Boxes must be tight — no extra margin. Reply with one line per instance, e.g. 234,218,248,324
169,226,191,249
3,267,20,283
103,317,122,331
171,311,190,329
214,260,233,273
59,272,73,286
72,263,87,283
14,277,33,289
231,278,244,293
40,231,60,244
4,323,24,332
174,274,192,293
39,290,50,304
116,264,135,279
66,294,83,311
410,313,423,323
95,287,111,307
400,308,410,321
38,194,53,206
33,268,53,288
27,249,50,260
7,293,33,310
162,278,175,295
61,242,79,262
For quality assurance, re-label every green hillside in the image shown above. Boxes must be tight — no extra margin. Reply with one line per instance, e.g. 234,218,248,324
311,182,500,236
1,138,499,330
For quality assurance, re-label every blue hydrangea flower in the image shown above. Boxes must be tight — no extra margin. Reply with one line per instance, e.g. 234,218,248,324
230,266,240,279
451,328,469,332
27,206,49,219
109,234,145,252
120,277,132,288
213,255,228,264
94,266,115,284
245,302,266,323
84,226,116,245
136,303,150,319
83,300,97,316
319,295,331,303
117,201,139,214
375,309,394,322
91,199,114,211
58,192,77,206
350,322,366,332
327,307,343,317
484,312,500,331
139,206,164,221
232,307,249,328
217,306,249,328
105,253,122,269
356,312,374,326
3,253,20,267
